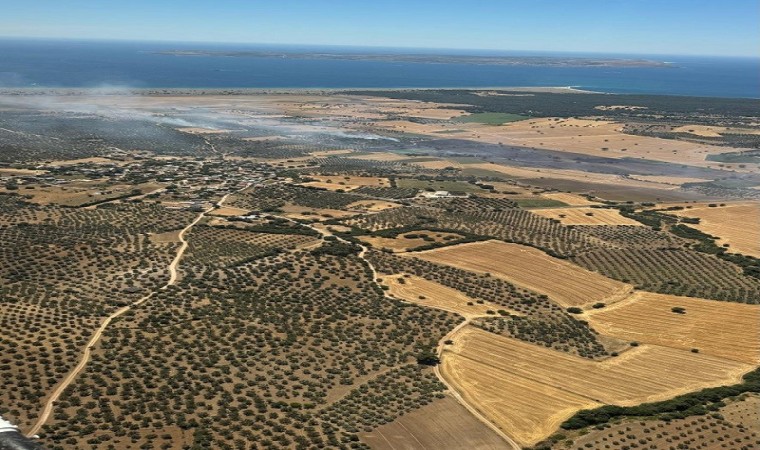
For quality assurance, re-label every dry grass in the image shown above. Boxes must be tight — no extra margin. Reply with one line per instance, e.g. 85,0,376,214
531,207,643,226
360,231,463,252
667,202,760,257
359,395,510,450
279,204,357,221
301,175,390,191
414,159,465,170
411,241,632,307
629,174,713,185
463,163,679,191
541,192,600,206
585,291,760,364
345,199,400,212
380,274,504,318
671,124,760,137
148,230,181,243
442,327,753,447
370,115,748,171
16,181,162,206
208,206,250,216
348,152,413,162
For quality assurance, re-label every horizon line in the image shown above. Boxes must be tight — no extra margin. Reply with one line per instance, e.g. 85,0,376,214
2,35,759,60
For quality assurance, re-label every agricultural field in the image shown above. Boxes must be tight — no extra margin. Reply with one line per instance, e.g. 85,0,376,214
359,230,464,252
379,273,501,317
411,240,632,307
1,89,759,450
359,395,510,450
584,292,760,364
301,175,390,192
540,192,601,206
540,394,760,450
531,207,643,226
664,202,760,257
442,327,753,447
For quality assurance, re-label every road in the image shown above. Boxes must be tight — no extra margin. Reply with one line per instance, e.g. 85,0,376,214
28,193,519,448
433,317,521,450
25,188,238,438
290,218,520,449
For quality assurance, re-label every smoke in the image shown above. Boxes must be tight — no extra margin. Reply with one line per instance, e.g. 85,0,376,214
0,85,400,150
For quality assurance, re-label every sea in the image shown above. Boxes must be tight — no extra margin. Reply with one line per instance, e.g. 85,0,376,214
0,38,758,98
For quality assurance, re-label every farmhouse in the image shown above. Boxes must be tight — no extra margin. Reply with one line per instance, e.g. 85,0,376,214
422,190,452,198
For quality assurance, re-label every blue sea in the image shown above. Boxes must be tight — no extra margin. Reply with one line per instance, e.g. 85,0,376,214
0,39,758,98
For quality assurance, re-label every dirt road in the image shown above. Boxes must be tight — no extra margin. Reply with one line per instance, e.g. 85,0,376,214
433,319,521,450
25,189,237,437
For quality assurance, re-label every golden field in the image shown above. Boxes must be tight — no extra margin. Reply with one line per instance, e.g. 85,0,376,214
410,240,632,307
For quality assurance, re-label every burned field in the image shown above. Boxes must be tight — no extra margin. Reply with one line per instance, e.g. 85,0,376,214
1,90,759,450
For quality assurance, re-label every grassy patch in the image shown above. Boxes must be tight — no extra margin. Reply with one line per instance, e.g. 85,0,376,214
454,112,528,125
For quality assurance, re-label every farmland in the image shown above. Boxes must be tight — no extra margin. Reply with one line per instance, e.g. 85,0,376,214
359,395,510,450
531,207,643,226
584,292,760,364
543,394,760,450
664,202,760,257
380,273,502,317
442,327,753,447
359,230,465,253
411,240,633,307
1,88,758,450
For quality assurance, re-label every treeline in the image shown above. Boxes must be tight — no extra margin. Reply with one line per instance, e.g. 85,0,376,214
559,367,760,431
670,224,760,279
344,90,760,123
221,218,321,237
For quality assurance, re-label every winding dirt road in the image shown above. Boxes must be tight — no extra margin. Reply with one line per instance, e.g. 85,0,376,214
28,195,518,448
300,221,520,449
25,190,236,437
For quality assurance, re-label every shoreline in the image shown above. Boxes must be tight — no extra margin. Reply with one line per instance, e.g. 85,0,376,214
0,86,609,96
1,86,757,100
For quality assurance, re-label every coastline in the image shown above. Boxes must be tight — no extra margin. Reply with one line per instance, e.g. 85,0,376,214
0,86,604,96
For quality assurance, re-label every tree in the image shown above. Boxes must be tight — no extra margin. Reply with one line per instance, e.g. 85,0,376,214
416,350,440,366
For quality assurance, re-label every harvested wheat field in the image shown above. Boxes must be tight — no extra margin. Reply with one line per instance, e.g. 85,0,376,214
585,291,760,364
541,192,601,206
359,395,511,450
411,240,632,307
668,202,760,257
360,231,463,252
531,207,643,226
671,124,760,137
380,274,503,318
442,327,753,447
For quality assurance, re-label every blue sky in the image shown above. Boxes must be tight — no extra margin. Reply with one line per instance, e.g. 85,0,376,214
1,0,758,57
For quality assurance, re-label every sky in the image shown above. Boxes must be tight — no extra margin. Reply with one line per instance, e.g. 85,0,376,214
1,0,758,57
